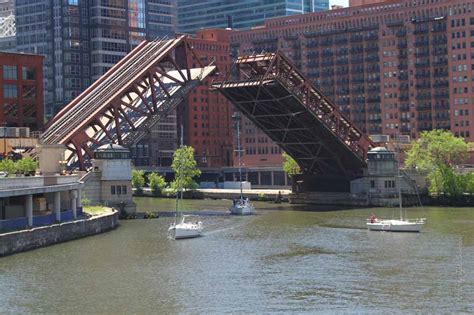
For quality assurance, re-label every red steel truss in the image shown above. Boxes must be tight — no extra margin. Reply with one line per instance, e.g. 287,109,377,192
42,36,216,169
213,51,374,177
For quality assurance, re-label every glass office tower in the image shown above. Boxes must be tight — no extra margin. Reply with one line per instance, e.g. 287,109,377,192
15,0,175,117
177,0,329,34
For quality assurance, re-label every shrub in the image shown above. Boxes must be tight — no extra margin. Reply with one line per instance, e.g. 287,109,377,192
132,169,145,195
148,172,167,196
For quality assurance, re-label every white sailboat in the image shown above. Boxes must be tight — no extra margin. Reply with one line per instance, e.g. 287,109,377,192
168,125,203,239
367,137,426,232
229,112,254,215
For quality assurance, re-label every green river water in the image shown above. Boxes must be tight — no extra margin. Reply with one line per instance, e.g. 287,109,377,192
0,197,473,313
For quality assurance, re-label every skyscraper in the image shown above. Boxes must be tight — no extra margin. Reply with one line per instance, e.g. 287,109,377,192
0,0,15,51
177,0,329,34
15,0,175,117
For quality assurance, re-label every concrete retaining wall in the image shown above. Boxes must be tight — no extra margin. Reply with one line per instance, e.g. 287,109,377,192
0,210,119,257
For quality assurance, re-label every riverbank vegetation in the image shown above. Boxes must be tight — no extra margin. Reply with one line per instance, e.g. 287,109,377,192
405,130,474,203
0,157,37,176
131,145,202,198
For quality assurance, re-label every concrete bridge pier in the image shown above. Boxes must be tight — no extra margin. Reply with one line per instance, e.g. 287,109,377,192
54,191,61,222
26,194,33,227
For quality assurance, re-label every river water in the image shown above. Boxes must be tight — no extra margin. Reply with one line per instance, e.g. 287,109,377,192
1,198,473,313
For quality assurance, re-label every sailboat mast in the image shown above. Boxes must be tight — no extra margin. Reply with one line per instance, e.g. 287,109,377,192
174,124,185,225
396,134,403,220
236,113,243,201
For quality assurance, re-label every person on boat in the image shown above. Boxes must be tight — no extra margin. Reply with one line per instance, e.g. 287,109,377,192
369,214,377,223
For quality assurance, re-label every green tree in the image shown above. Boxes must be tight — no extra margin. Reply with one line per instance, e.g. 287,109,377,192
171,145,201,191
405,129,468,171
132,169,145,195
282,152,301,175
148,172,167,196
405,130,468,197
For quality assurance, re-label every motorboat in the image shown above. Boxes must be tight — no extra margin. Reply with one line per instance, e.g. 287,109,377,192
229,197,254,215
168,215,203,239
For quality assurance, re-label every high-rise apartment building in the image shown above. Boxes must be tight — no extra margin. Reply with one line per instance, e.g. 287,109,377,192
180,29,234,169
177,0,329,34
227,0,474,161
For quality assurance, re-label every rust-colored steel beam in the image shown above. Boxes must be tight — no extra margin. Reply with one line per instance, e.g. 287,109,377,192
42,36,216,169
213,51,374,177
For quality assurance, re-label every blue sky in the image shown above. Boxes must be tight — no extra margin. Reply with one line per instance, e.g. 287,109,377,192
330,0,349,7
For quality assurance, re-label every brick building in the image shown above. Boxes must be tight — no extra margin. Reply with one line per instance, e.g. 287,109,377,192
0,52,43,131
180,29,234,168
228,0,474,155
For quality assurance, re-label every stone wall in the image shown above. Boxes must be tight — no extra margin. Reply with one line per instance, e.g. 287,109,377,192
0,210,119,257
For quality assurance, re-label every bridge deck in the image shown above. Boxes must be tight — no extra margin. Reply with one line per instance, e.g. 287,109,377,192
213,52,373,176
41,36,215,169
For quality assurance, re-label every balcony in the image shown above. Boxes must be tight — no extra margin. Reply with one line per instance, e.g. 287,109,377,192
417,116,432,122
414,40,430,47
415,82,431,89
400,116,411,122
321,60,334,66
413,27,429,34
322,51,334,57
336,59,349,65
415,73,431,79
335,37,348,44
367,96,381,103
305,41,318,48
399,73,409,80
350,47,364,54
415,60,430,68
351,77,365,84
433,59,448,66
397,42,408,49
350,35,363,42
320,39,333,46
416,94,432,101
368,106,381,113
434,92,449,99
396,29,407,37
416,103,432,110
365,55,379,62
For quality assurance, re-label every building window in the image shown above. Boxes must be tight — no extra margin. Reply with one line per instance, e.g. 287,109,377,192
111,186,116,194
370,180,375,188
116,185,122,195
3,84,17,98
122,185,127,195
3,65,17,80
22,67,36,80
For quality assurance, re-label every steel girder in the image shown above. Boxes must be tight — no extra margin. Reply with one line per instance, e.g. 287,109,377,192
42,36,216,169
213,51,374,177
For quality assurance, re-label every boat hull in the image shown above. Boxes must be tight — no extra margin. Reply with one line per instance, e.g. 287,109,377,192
168,219,203,239
229,204,254,215
367,219,424,232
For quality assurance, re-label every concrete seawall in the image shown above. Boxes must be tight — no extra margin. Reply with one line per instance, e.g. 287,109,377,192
0,210,119,257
